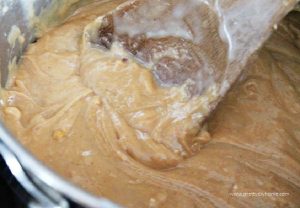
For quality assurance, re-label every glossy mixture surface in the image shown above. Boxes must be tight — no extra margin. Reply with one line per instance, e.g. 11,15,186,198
1,1,300,207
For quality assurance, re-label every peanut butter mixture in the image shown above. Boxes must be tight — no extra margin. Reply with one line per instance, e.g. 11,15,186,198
1,1,300,207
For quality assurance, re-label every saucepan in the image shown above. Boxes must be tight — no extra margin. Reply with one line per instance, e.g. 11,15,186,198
0,1,299,208
0,0,121,207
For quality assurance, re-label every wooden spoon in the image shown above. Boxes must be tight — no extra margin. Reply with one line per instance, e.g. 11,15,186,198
83,0,298,168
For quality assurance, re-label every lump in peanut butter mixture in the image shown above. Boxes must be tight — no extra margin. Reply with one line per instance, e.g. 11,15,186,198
1,1,300,207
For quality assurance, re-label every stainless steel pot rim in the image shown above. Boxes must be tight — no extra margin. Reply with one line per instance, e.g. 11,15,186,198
0,121,121,208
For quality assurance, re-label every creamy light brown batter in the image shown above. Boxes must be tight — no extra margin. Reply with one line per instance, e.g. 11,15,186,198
1,1,300,207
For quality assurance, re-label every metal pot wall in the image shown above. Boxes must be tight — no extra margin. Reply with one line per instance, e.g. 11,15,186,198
0,1,120,207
